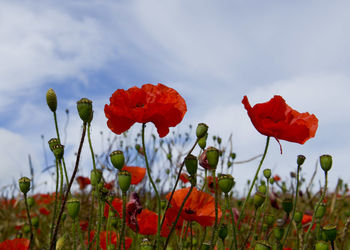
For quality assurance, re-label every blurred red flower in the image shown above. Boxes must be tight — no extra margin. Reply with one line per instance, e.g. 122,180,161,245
167,187,221,227
89,231,132,250
76,176,90,190
104,198,123,218
242,95,318,149
273,175,281,182
34,193,56,205
180,173,190,183
104,83,187,138
39,207,50,216
122,166,146,184
80,220,89,231
104,180,115,190
207,176,219,194
161,207,185,237
301,214,315,231
0,238,29,250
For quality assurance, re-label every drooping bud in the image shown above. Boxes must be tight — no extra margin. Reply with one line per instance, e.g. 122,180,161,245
76,98,93,123
110,150,125,170
206,147,219,169
218,174,235,194
254,241,271,250
67,198,80,219
294,211,303,224
52,144,64,160
46,88,57,112
196,123,208,139
19,177,31,194
263,169,271,179
258,185,267,194
322,224,337,242
90,169,102,186
282,197,293,214
218,224,228,241
297,155,306,166
315,203,327,219
118,170,131,193
198,134,207,150
48,138,60,151
315,241,329,250
185,154,198,176
254,192,266,209
320,155,332,172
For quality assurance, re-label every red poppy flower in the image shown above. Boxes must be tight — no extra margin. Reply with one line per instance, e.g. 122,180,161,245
180,173,190,183
104,83,187,138
161,207,185,237
89,231,132,250
122,166,146,184
0,238,29,250
167,187,221,227
104,198,123,218
207,176,219,194
76,176,91,190
198,149,211,170
104,180,115,190
34,193,56,205
39,207,50,216
273,175,281,182
80,220,89,231
0,198,17,207
301,214,315,231
242,95,318,149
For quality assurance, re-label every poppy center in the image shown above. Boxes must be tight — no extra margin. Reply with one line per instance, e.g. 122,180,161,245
184,208,195,214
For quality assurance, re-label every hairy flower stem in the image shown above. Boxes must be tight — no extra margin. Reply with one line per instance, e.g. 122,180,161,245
281,164,301,246
87,123,97,172
50,160,59,246
58,160,64,208
73,218,77,250
225,194,237,250
259,177,270,239
119,192,127,250
87,188,95,250
97,199,103,250
236,136,270,233
251,207,262,247
76,218,86,250
24,193,34,249
50,123,87,250
141,124,161,250
164,185,194,249
303,171,328,249
210,170,219,249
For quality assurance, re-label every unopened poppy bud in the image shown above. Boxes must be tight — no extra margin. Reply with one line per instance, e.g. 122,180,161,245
230,152,236,160
315,203,327,219
320,154,332,172
196,123,208,139
273,227,284,240
217,137,222,144
140,239,153,250
198,135,207,150
297,155,306,166
90,169,102,186
254,241,271,250
67,198,80,219
19,177,31,194
23,224,31,233
282,197,293,214
206,147,219,169
218,174,235,194
323,224,337,242
56,235,66,250
27,197,35,209
46,88,57,112
31,217,39,229
48,138,60,151
185,154,198,175
118,170,131,193
254,192,266,209
76,98,93,123
315,241,329,250
52,144,64,160
258,185,267,194
110,150,125,170
135,144,141,151
218,223,228,241
265,214,275,226
269,178,274,185
263,169,271,179
294,211,303,224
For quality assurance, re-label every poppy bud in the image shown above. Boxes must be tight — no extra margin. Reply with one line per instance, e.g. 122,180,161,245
258,185,267,194
217,137,222,144
322,224,337,242
297,155,306,166
46,88,57,112
218,174,235,194
315,241,329,250
196,123,208,139
48,138,60,151
206,147,219,169
218,223,228,241
254,241,271,250
294,211,303,224
265,214,275,226
56,235,66,250
282,197,293,214
273,227,284,241
110,150,125,170
90,169,102,186
67,198,80,219
31,217,39,229
23,224,31,233
140,239,153,250
52,144,64,160
99,187,109,201
254,192,266,209
76,98,93,123
27,197,35,209
269,178,274,185
315,203,327,219
263,169,271,179
198,135,207,150
19,177,31,194
118,170,131,193
185,154,198,175
320,155,332,172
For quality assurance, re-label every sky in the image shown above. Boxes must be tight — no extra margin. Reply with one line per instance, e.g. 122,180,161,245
1,0,349,195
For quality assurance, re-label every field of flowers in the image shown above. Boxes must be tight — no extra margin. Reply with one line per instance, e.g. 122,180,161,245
0,84,349,250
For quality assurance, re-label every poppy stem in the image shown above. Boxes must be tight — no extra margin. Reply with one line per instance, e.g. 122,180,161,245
258,175,270,240
236,136,270,235
76,217,86,250
72,218,77,250
141,124,161,250
87,187,95,250
97,199,103,250
210,169,219,249
281,164,301,246
49,159,59,246
225,193,237,250
24,193,34,250
87,122,97,172
119,192,127,250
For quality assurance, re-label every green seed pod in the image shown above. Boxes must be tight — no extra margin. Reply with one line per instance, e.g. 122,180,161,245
67,198,80,219
282,198,293,214
218,223,228,241
48,138,60,151
110,150,125,170
294,211,303,224
31,217,39,229
315,241,329,250
315,203,327,219
27,197,35,209
118,170,131,193
320,155,332,172
297,155,306,166
258,185,267,194
263,169,271,179
265,214,275,226
196,123,208,139
76,98,93,123
322,224,337,242
140,239,153,250
19,177,31,194
218,174,235,194
198,135,207,150
206,147,219,169
90,169,103,186
46,88,57,112
52,144,64,160
185,154,198,176
255,241,271,250
23,224,31,234
254,192,266,209
273,227,284,241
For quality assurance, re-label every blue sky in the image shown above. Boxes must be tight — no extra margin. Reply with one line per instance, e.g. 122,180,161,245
1,0,350,193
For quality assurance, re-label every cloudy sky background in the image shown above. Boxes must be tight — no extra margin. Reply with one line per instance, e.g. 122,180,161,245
1,0,349,195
